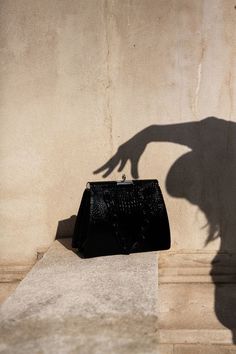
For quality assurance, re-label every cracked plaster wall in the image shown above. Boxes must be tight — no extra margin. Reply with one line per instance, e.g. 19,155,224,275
0,0,235,264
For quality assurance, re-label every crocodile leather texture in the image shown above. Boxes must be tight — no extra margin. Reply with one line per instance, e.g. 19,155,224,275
72,180,170,258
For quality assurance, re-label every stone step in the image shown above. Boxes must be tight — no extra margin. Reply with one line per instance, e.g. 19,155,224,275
158,251,236,345
1,242,236,352
0,239,161,354
158,283,236,344
173,344,236,353
159,283,235,330
159,251,236,283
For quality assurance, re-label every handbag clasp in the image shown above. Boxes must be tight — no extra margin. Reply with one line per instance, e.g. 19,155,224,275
117,174,133,185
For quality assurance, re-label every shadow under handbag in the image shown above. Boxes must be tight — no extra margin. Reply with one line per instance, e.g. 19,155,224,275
72,177,171,258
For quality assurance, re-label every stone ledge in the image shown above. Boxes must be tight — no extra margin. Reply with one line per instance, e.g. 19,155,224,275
173,344,236,353
159,251,236,283
158,283,229,330
0,264,35,283
158,251,236,345
159,275,236,283
0,239,159,354
159,329,233,344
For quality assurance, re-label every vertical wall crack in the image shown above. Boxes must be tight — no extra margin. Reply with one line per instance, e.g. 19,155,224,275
228,70,233,121
104,0,113,156
192,44,205,118
226,69,233,154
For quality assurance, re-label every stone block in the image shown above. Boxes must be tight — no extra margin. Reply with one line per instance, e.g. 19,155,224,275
0,240,160,354
158,251,236,344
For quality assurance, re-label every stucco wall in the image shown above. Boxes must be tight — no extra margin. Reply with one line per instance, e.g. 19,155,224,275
1,0,235,264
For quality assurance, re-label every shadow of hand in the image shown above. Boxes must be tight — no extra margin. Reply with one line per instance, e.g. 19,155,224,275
93,135,148,179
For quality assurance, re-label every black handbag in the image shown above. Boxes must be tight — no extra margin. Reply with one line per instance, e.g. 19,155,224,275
72,178,170,258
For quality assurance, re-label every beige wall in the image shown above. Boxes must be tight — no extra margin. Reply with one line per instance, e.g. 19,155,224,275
1,0,235,265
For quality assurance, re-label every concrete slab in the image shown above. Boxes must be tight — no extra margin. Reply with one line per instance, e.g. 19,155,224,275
0,239,161,354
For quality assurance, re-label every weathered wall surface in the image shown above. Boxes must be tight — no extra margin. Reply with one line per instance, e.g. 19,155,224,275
1,0,235,265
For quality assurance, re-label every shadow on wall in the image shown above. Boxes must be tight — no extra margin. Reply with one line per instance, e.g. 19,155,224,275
56,116,236,342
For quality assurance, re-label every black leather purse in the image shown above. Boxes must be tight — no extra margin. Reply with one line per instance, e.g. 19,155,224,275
72,178,170,258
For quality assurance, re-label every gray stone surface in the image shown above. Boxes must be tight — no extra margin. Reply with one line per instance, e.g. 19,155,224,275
0,240,160,354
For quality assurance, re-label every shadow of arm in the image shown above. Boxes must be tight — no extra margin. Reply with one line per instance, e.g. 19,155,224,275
94,121,199,179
